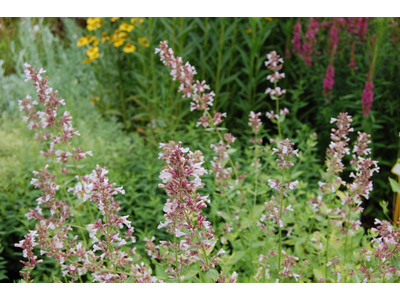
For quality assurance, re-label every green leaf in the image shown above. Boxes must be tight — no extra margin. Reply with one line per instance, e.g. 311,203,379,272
124,276,134,283
313,268,324,281
389,177,400,193
205,269,219,282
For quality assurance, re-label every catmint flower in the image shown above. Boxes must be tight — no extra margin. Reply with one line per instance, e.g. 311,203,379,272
267,72,285,83
265,87,286,96
224,133,236,144
280,108,289,116
249,111,262,133
265,51,284,72
266,110,278,120
17,64,159,283
158,142,223,279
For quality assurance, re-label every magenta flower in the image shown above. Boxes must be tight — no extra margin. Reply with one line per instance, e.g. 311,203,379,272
302,17,319,66
292,23,302,54
323,64,335,100
361,81,374,115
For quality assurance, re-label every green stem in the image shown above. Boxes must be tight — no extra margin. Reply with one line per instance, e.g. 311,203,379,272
63,186,87,246
253,132,260,215
324,216,331,279
277,170,286,275
204,110,251,217
274,81,282,141
343,205,352,281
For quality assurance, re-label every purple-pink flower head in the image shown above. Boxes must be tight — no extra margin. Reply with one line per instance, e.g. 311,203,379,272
292,23,302,54
323,64,335,98
329,25,339,50
361,81,374,116
265,51,284,72
248,111,262,133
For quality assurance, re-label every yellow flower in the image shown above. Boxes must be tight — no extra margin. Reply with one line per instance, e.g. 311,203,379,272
113,38,125,48
113,29,127,38
77,36,90,47
138,37,150,47
86,47,100,59
83,57,93,64
90,97,100,105
119,22,134,32
131,17,144,26
101,32,109,43
246,27,252,34
88,36,99,46
86,17,102,31
110,29,127,47
265,17,273,22
123,42,136,53
111,17,119,23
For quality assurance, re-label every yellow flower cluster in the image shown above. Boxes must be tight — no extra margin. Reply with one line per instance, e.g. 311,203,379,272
78,17,147,64
77,35,99,47
83,47,100,64
131,17,144,26
87,17,103,31
110,29,128,47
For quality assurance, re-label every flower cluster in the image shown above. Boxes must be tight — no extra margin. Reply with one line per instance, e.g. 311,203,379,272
14,231,42,282
248,111,262,134
323,64,335,100
361,81,374,116
335,131,379,236
329,25,339,50
77,17,147,64
217,271,239,283
325,113,354,175
348,17,370,41
291,23,302,53
210,141,233,187
302,17,319,66
157,40,241,193
17,63,158,283
156,41,225,128
158,141,226,280
18,64,86,162
264,51,286,97
360,219,400,282
256,139,299,281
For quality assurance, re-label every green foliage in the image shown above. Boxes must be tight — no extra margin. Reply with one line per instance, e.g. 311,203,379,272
1,17,400,283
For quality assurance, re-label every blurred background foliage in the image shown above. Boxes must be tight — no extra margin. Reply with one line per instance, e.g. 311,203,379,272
0,17,399,282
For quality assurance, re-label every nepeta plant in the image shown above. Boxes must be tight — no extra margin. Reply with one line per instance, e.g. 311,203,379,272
157,141,228,282
15,64,159,283
13,36,399,284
